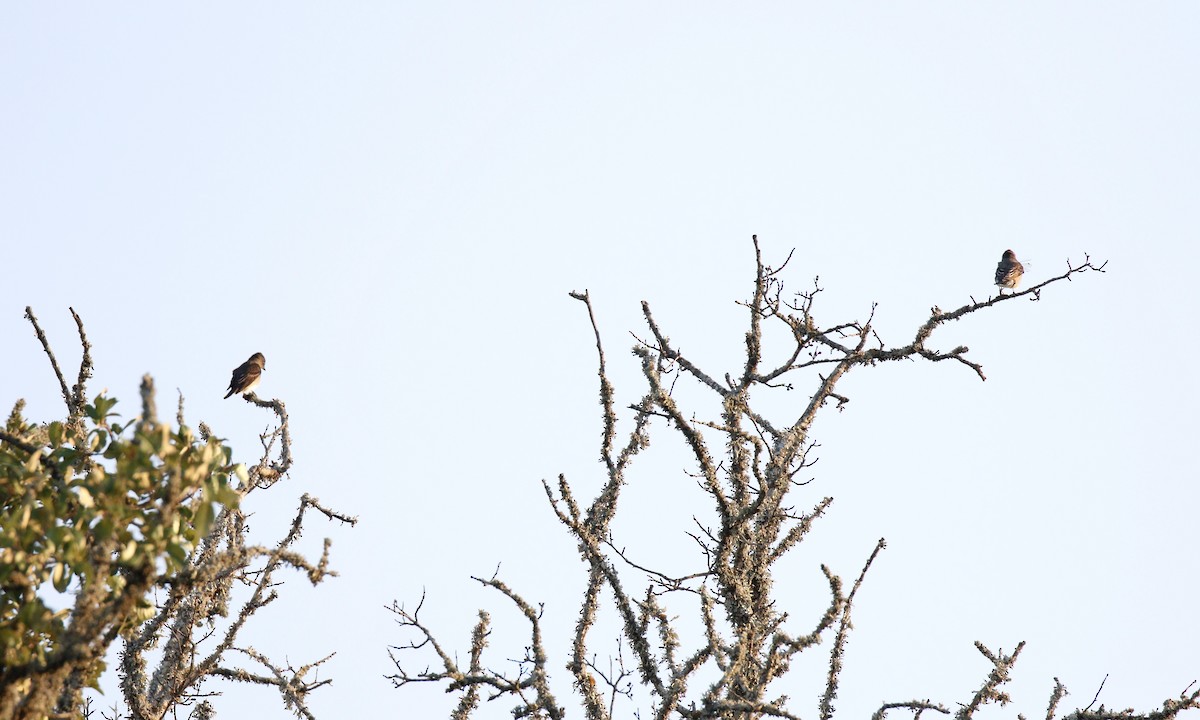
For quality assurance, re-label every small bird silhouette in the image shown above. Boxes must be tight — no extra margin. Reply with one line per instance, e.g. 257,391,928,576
225,353,266,399
994,249,1024,293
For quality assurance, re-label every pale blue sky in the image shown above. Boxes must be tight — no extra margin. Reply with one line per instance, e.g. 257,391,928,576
2,4,1198,718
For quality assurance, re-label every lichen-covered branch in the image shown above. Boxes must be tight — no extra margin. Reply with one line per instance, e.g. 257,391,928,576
385,238,1160,720
119,395,354,720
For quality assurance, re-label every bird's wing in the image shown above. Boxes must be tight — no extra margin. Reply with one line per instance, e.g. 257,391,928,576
229,361,262,392
995,261,1020,284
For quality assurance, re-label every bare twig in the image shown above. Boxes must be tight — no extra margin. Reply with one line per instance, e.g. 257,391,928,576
821,538,887,720
24,306,72,412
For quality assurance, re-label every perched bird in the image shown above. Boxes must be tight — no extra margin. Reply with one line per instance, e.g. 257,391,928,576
224,353,266,399
994,249,1024,293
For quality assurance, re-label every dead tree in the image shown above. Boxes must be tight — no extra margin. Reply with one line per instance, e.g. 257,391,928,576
387,238,1193,719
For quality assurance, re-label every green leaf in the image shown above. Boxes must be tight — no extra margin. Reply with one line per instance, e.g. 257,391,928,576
165,542,188,568
193,500,215,537
93,517,114,541
119,540,138,563
51,562,69,592
90,394,119,419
